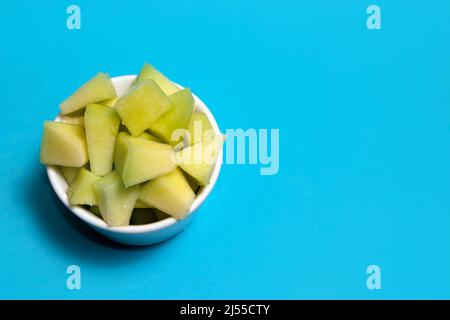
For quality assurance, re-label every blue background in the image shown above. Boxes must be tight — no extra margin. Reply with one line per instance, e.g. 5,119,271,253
0,0,449,299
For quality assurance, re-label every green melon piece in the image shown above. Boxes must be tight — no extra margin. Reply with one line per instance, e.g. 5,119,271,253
186,112,214,146
60,73,117,115
92,171,140,227
67,168,101,206
131,209,158,225
84,104,121,176
138,168,195,219
115,80,173,136
175,135,225,186
114,133,176,187
99,97,119,107
139,132,161,143
135,199,153,209
149,88,194,146
60,166,80,184
133,63,180,96
40,121,88,167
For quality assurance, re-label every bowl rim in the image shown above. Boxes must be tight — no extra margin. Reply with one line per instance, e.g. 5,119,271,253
46,75,223,234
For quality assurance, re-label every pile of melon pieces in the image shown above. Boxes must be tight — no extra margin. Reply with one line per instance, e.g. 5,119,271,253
40,63,224,227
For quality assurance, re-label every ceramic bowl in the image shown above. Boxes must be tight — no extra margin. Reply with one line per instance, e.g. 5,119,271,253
46,75,223,245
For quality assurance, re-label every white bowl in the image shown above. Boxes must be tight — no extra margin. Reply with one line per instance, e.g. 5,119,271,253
46,75,223,246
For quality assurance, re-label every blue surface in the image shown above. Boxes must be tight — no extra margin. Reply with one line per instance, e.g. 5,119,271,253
1,0,450,299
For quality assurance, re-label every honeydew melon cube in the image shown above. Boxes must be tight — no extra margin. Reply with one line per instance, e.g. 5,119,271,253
175,135,225,186
60,166,80,184
115,80,173,136
138,168,195,219
149,88,194,146
131,209,157,225
186,112,214,146
60,73,117,115
92,171,140,227
40,121,88,167
114,133,176,187
67,168,101,206
84,104,121,176
134,63,180,96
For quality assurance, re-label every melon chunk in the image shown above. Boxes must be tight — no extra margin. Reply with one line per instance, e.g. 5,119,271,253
186,112,214,146
134,63,180,96
60,166,81,184
114,133,176,187
138,168,195,219
67,168,101,206
92,171,140,227
149,88,194,146
115,80,173,136
40,121,88,167
175,135,225,186
60,73,117,115
84,104,121,176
